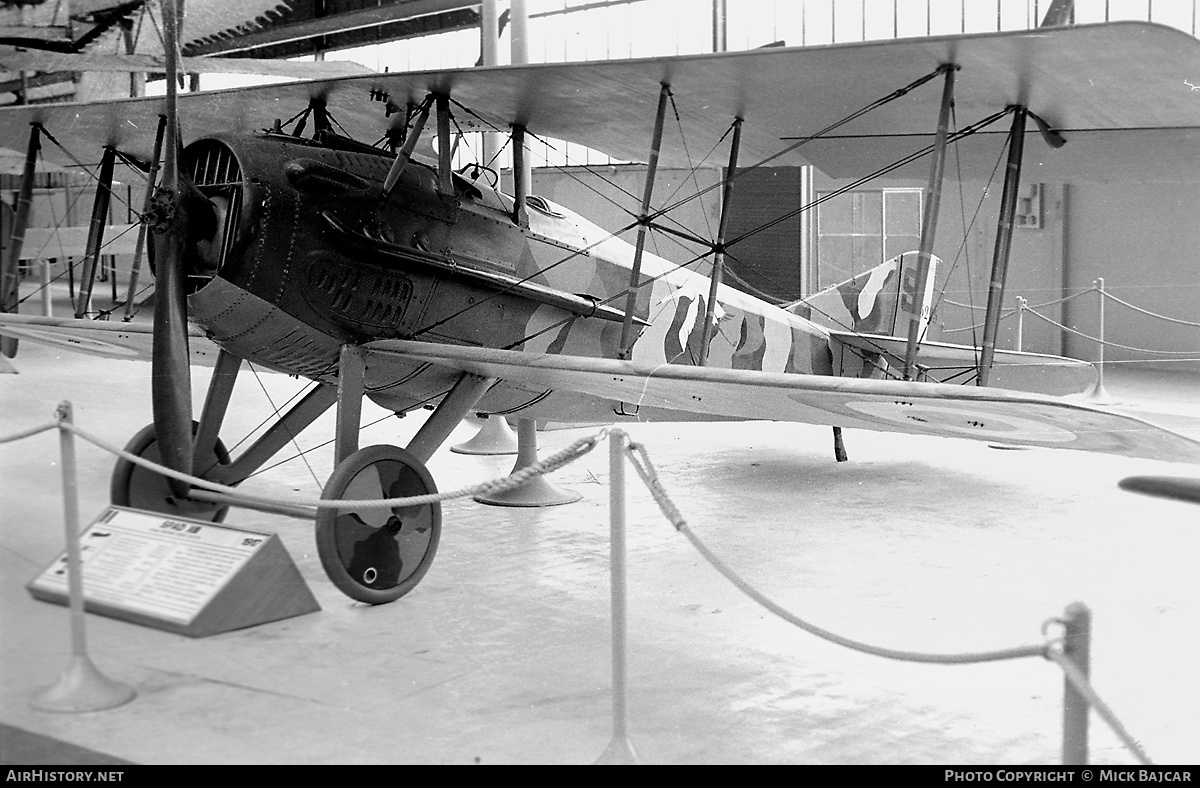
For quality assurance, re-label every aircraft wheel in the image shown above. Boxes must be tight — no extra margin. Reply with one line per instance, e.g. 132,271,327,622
316,445,441,605
110,422,231,522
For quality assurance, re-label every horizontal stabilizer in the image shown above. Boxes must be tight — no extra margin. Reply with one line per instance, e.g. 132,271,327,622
828,332,1097,396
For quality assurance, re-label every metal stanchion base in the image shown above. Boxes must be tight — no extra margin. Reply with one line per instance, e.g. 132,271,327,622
31,655,136,713
1085,381,1117,406
595,735,640,765
473,419,581,507
451,415,519,455
473,475,583,507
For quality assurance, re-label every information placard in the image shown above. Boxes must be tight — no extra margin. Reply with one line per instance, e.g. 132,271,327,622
29,506,320,637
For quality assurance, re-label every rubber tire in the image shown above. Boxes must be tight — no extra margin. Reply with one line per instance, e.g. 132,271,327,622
316,444,442,605
110,421,231,522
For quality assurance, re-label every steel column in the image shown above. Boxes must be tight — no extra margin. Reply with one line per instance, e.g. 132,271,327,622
480,0,502,165
712,0,728,52
511,0,529,65
902,65,956,380
124,114,168,321
699,118,742,366
619,84,671,359
978,107,1028,387
1,123,40,358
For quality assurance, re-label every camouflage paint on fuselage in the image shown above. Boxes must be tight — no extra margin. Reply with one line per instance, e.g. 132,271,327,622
186,137,836,419
515,195,832,376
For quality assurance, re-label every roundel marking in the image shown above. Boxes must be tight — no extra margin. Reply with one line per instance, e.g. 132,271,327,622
843,400,1079,444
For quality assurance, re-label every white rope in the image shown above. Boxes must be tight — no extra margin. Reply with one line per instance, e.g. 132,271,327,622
623,440,1047,665
63,420,606,510
625,437,1154,763
1099,290,1200,328
1045,647,1153,766
1023,307,1200,356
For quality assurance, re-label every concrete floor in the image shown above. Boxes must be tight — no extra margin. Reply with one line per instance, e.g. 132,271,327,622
1,337,1198,765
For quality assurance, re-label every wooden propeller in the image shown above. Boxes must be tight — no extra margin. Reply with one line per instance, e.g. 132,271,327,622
149,0,193,497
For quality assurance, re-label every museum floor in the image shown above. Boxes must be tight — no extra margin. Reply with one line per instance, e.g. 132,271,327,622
1,341,1198,765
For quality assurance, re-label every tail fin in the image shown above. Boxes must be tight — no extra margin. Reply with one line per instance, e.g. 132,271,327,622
787,251,939,339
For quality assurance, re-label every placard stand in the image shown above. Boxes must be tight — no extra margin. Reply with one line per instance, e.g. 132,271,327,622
28,507,320,638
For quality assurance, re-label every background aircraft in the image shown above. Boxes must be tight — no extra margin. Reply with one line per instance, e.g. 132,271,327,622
1,17,1199,603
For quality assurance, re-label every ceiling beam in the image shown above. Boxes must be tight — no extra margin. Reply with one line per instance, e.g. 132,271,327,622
185,0,482,57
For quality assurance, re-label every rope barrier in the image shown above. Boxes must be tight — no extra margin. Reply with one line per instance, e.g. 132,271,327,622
623,441,1047,664
942,288,1093,312
940,308,1016,334
59,419,607,511
1045,647,1153,766
1099,290,1200,329
0,420,59,444
938,287,1198,359
1022,307,1200,357
2,408,1156,763
622,437,1153,764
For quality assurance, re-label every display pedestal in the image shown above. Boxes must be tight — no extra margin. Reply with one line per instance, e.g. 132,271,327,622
28,506,320,638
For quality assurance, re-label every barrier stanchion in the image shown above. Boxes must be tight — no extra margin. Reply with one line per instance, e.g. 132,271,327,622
30,401,136,713
2,404,1162,762
1086,279,1115,404
41,259,53,317
1060,602,1091,766
596,429,640,765
1015,296,1026,352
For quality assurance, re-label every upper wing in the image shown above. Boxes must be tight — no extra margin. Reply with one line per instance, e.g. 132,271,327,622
2,22,1197,182
0,314,220,366
363,339,1200,465
0,51,375,79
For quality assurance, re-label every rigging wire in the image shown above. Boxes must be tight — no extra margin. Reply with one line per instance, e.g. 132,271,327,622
664,90,716,244
246,363,323,490
723,107,1014,250
649,64,953,223
422,68,957,343
34,125,139,218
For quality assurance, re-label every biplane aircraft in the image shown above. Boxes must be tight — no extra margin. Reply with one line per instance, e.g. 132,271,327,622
2,15,1200,604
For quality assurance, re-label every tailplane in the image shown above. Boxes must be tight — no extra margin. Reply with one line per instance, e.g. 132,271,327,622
786,251,1095,395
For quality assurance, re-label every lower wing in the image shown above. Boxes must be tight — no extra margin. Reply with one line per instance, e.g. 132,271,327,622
3,316,1194,466
0,314,220,366
364,339,1200,465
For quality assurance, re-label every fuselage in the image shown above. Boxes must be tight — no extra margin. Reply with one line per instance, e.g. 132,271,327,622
182,131,834,421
